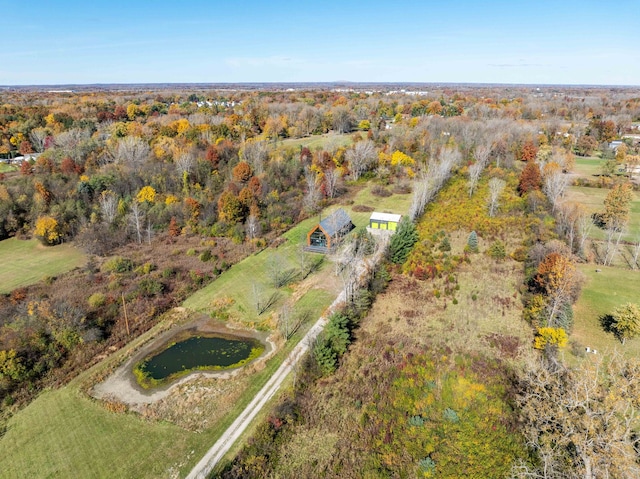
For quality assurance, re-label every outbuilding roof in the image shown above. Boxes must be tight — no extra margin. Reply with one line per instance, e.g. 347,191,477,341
319,208,353,237
370,212,402,223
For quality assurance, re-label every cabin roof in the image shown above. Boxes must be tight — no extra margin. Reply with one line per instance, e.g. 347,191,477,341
370,212,402,223
319,208,353,237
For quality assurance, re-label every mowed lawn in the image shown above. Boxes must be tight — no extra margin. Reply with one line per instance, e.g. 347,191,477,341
565,186,640,242
0,385,203,479
573,156,604,178
0,238,86,293
183,184,411,322
570,265,640,358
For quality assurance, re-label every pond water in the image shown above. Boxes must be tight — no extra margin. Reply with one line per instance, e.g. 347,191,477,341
139,334,264,381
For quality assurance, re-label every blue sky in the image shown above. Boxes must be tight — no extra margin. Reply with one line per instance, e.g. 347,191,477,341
2,0,639,85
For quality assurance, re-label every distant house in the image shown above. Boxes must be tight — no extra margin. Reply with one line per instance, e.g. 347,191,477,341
306,208,355,252
609,140,624,151
368,212,402,232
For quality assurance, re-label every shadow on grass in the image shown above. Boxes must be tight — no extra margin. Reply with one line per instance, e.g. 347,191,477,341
599,314,621,342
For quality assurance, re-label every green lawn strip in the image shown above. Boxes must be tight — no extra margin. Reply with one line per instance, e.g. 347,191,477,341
0,238,86,293
569,265,640,359
0,163,17,173
565,186,640,241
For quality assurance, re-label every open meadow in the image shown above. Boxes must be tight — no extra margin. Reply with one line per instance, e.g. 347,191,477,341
0,238,86,293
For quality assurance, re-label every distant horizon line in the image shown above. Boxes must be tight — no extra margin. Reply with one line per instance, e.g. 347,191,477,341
1,81,639,91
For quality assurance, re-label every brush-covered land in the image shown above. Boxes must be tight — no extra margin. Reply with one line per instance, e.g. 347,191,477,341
1,85,640,478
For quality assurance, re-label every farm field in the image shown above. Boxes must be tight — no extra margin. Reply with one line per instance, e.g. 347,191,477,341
0,238,86,293
565,185,640,241
570,265,640,358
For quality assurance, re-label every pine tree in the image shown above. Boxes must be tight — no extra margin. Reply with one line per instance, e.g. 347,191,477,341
390,217,418,264
467,231,478,253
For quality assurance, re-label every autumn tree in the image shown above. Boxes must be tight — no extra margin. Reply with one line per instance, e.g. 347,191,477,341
575,134,598,156
608,303,640,344
218,191,244,224
34,216,61,245
520,139,538,162
601,182,633,231
535,252,582,328
518,160,542,195
232,161,252,183
136,186,156,204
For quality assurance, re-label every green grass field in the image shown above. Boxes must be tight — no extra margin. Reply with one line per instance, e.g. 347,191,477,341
0,238,86,293
280,132,354,151
0,386,199,478
573,157,605,178
565,186,640,242
570,265,640,358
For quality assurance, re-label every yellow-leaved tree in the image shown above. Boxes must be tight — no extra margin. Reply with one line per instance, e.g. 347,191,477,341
136,186,156,204
34,216,60,245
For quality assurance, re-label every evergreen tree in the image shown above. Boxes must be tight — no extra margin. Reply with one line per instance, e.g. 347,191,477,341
467,230,479,253
389,217,419,264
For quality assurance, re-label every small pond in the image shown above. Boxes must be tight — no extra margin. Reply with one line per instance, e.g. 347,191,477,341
134,333,264,388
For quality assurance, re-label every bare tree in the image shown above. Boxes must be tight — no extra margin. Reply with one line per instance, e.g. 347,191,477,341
99,190,118,224
174,151,195,177
487,177,506,217
630,235,640,269
513,353,640,479
297,106,321,137
241,139,269,175
409,146,461,221
467,161,484,197
543,169,569,212
245,214,261,240
602,225,625,266
323,167,343,199
303,167,322,213
331,105,353,134
115,136,150,169
29,127,48,153
128,201,144,244
345,140,376,180
55,128,92,163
